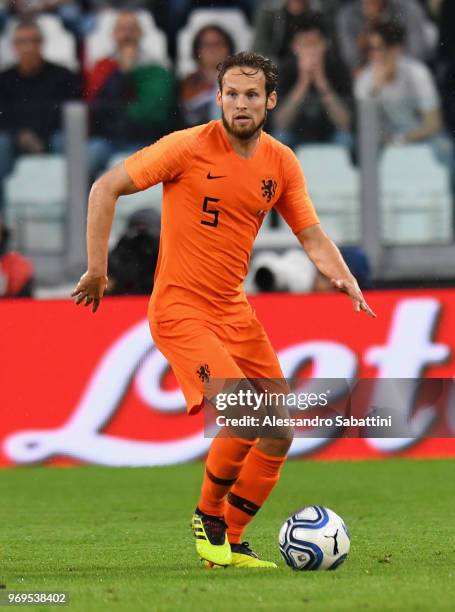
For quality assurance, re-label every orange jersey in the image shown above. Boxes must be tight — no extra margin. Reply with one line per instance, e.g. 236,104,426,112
124,120,319,324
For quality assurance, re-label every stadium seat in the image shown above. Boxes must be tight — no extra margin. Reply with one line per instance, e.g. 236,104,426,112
295,144,360,244
0,14,78,71
380,144,452,244
84,9,170,70
176,8,252,77
5,155,67,252
107,153,163,245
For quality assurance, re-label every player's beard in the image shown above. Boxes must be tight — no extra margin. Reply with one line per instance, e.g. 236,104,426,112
221,106,267,141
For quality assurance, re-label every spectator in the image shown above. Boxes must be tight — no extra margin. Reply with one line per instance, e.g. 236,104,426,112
0,219,34,298
354,21,441,145
86,9,165,100
0,19,81,212
336,0,435,74
180,25,234,127
252,0,340,63
79,1,156,39
7,0,83,37
88,10,176,163
155,0,255,60
273,15,352,149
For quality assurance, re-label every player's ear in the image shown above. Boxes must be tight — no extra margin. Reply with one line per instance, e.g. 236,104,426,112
266,91,277,111
216,89,222,108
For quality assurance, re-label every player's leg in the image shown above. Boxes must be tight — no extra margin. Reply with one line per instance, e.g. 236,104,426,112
218,316,293,567
198,433,255,517
195,431,257,568
149,318,254,566
223,434,291,567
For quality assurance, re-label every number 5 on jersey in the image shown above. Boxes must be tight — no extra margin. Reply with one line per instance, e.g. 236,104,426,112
201,196,220,228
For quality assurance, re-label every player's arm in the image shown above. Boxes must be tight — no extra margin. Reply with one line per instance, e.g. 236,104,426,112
71,163,139,313
276,146,375,317
297,224,376,317
72,128,195,312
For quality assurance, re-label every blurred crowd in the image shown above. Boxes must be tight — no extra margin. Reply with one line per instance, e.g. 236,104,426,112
0,0,454,296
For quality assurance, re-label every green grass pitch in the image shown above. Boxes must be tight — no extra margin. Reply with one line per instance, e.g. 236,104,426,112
1,459,454,612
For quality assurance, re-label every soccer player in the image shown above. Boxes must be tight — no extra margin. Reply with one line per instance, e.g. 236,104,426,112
72,52,375,569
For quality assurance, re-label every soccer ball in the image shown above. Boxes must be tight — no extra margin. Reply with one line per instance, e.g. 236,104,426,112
279,506,350,570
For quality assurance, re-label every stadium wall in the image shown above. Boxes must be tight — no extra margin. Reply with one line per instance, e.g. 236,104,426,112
1,289,455,467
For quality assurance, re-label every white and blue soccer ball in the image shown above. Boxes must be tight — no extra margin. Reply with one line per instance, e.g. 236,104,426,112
279,506,350,571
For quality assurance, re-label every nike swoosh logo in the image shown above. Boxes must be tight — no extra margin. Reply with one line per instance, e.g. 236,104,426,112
207,172,227,180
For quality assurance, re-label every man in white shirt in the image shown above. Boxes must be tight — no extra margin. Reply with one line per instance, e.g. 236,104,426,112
354,20,441,145
337,0,435,74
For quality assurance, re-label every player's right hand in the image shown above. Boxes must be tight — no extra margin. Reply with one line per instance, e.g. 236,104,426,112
71,271,108,313
331,277,377,318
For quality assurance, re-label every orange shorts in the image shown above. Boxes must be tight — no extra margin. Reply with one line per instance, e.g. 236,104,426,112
149,314,284,415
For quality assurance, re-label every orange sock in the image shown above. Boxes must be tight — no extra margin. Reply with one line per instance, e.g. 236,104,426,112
198,436,255,517
225,446,287,544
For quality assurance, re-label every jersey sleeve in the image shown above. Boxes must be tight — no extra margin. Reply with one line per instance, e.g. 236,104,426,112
274,146,320,234
124,128,197,190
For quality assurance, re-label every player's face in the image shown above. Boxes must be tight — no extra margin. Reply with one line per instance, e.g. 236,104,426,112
217,68,277,141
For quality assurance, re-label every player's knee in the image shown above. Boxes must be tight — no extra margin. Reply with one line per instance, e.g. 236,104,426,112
257,430,294,456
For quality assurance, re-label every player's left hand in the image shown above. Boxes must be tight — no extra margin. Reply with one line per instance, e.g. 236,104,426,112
71,271,108,313
331,277,376,318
